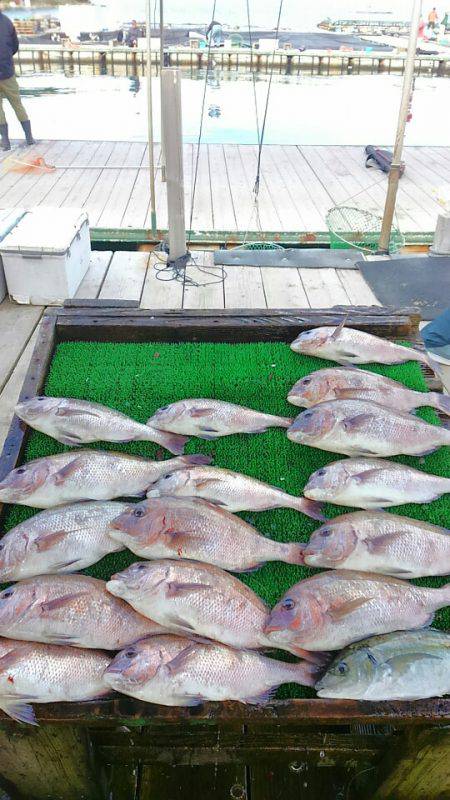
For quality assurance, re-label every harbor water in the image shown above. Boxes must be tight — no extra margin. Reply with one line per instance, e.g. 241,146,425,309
3,71,450,146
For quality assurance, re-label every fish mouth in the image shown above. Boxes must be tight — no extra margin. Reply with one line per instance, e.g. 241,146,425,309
287,394,304,407
263,612,286,634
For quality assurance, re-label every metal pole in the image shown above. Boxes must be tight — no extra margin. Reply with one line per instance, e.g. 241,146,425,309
146,0,157,237
160,0,167,182
378,0,422,252
161,68,187,261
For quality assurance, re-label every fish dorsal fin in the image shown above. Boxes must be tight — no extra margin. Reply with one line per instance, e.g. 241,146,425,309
330,315,349,342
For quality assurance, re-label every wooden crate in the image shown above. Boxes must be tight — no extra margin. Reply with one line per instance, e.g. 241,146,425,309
0,304,448,800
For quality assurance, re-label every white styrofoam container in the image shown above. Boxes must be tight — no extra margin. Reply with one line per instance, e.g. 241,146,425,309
0,208,27,303
0,208,91,305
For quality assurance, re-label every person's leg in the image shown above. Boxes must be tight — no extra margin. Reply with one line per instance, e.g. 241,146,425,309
1,76,35,145
0,85,11,151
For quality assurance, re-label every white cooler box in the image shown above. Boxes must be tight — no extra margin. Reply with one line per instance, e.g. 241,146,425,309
0,208,27,303
0,208,91,305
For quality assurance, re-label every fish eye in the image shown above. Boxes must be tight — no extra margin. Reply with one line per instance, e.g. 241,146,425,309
320,528,331,538
282,598,295,611
316,469,326,477
163,474,172,481
125,649,136,659
0,543,3,551
338,662,348,675
133,507,145,518
37,397,45,402
303,411,313,419
302,378,311,385
16,468,26,475
1,589,14,599
136,564,147,571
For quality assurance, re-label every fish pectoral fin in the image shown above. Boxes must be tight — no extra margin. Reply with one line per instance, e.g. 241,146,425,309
35,530,69,553
56,434,84,447
341,413,376,433
40,592,87,615
243,687,277,705
56,407,101,419
165,643,199,676
43,633,80,646
173,694,205,707
0,695,38,726
328,597,374,622
365,532,406,555
52,457,85,486
166,582,211,598
330,315,348,342
350,468,385,485
190,408,215,418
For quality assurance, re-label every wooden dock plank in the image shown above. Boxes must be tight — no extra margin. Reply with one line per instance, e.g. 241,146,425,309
299,267,351,308
0,141,446,235
99,251,149,302
140,253,184,309
261,267,310,308
224,265,267,308
183,251,225,309
223,143,256,232
208,145,237,232
75,252,114,299
0,301,43,394
0,323,40,452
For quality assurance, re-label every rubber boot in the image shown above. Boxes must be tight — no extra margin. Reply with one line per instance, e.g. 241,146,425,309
0,124,11,151
20,120,36,146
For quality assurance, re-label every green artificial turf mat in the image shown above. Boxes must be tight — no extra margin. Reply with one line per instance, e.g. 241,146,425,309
1,340,449,702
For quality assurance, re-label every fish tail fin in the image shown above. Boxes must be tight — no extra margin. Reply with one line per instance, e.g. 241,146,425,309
429,393,450,418
275,416,295,429
283,542,306,566
144,427,189,455
282,660,326,688
435,582,450,609
182,454,213,466
292,496,327,522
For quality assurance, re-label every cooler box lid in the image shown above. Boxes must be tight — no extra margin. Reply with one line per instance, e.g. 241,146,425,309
0,208,89,256
0,208,27,243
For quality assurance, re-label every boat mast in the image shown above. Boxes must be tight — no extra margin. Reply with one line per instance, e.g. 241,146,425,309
378,0,422,253
146,0,158,237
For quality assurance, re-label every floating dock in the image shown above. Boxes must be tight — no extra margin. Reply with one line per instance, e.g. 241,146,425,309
14,44,450,77
0,141,445,244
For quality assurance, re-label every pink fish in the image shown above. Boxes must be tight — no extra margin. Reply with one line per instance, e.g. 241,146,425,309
109,496,305,571
291,321,431,367
147,465,325,520
288,367,450,417
265,570,450,651
0,638,110,725
0,574,165,649
105,635,319,707
288,399,450,457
